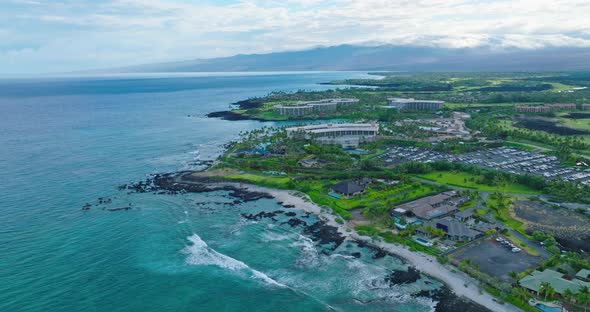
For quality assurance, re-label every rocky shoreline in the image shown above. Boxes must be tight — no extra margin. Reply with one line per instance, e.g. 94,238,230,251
207,110,265,121
116,170,497,312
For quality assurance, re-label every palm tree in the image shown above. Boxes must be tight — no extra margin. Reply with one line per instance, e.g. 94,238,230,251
563,288,574,304
513,287,530,302
508,271,519,283
539,282,555,301
577,286,590,312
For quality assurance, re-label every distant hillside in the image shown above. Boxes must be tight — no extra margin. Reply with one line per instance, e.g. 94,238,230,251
111,44,590,72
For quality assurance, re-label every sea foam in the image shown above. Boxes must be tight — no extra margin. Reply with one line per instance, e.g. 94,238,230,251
183,234,286,288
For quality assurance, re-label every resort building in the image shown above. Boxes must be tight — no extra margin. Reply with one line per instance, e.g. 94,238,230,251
393,191,463,220
286,123,379,147
516,103,576,113
417,218,480,242
454,209,474,222
384,98,444,111
519,269,590,296
515,106,552,113
330,179,372,197
274,98,359,116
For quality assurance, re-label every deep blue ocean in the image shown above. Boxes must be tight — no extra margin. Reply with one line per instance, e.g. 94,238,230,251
0,72,443,312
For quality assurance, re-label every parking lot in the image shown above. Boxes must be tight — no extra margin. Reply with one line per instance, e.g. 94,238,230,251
449,236,544,282
377,146,590,185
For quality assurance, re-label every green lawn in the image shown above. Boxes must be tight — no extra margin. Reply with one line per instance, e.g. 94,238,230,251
548,82,575,92
417,171,541,194
305,181,439,214
223,172,439,219
224,173,292,188
559,116,590,131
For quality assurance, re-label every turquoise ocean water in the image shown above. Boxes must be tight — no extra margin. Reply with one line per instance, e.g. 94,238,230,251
0,72,445,312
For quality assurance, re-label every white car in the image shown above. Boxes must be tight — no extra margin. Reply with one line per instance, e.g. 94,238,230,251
512,248,521,253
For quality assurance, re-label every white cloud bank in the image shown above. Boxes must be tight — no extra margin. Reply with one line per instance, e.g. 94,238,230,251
1,0,590,73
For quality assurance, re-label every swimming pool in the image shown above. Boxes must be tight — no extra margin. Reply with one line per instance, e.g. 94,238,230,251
535,303,562,312
414,237,433,247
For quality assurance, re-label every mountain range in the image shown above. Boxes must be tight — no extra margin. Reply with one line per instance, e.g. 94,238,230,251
110,44,590,73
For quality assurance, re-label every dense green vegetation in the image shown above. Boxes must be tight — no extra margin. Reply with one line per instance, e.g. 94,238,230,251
217,72,590,121
204,72,590,312
397,160,590,203
417,171,540,194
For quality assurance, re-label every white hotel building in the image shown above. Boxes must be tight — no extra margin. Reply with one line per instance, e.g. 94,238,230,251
274,98,359,116
286,123,379,147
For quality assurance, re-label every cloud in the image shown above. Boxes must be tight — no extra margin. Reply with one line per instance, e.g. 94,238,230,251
1,0,590,73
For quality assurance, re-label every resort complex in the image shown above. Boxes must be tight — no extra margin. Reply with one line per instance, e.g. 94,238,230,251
273,98,359,116
206,71,590,312
385,97,445,111
285,123,379,147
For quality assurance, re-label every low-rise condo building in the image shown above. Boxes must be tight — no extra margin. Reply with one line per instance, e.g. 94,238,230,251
385,98,444,111
417,218,480,242
393,191,463,220
286,123,379,147
519,269,590,296
274,98,359,116
516,103,576,113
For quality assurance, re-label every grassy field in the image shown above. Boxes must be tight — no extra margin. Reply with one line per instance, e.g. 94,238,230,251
417,171,541,194
548,82,576,92
223,171,439,219
224,173,292,188
559,116,590,131
305,180,439,215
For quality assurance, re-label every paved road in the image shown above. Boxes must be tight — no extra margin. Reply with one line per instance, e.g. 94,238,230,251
506,229,551,259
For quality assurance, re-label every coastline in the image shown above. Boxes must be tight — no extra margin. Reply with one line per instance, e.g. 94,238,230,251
132,171,521,312
235,183,521,312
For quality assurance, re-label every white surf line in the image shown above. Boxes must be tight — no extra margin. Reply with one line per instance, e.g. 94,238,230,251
184,233,339,311
228,183,522,312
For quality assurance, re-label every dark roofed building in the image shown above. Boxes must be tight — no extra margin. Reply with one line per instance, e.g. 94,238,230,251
576,269,590,281
473,222,500,233
330,180,367,197
418,218,480,242
520,269,590,296
455,209,474,222
394,191,463,220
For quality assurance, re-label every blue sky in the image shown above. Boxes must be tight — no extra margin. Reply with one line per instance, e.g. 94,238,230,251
1,0,590,74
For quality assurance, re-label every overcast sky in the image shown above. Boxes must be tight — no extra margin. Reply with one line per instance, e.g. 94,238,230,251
2,0,590,73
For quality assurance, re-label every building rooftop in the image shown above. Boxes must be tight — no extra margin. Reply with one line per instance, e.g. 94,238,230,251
330,180,367,195
287,123,378,132
520,269,590,295
395,191,460,220
576,269,590,280
455,209,474,219
387,97,445,104
423,218,479,239
472,222,498,233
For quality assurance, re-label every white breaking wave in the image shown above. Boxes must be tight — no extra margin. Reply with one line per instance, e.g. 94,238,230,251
291,234,320,267
183,234,286,288
261,231,292,242
329,253,356,260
